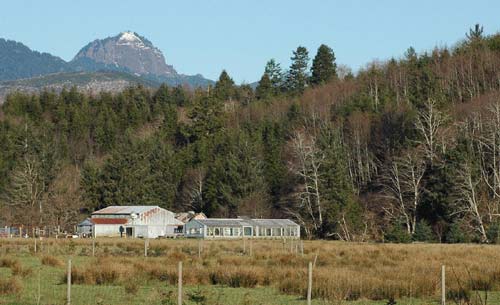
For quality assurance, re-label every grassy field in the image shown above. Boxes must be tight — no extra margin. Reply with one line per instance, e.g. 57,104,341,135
0,238,499,305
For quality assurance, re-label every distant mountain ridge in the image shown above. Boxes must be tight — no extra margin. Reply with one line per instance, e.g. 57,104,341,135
0,32,213,92
0,38,67,81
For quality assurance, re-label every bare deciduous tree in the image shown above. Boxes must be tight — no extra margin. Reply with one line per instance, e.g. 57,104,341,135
382,151,426,235
453,162,488,242
288,130,325,237
2,153,45,226
415,99,448,163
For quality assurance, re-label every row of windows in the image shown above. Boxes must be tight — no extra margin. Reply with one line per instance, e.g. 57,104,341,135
187,226,298,237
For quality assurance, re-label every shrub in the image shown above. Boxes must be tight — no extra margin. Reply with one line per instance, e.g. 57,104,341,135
124,280,139,295
0,257,20,269
384,224,411,243
413,221,436,242
446,287,470,303
41,255,64,267
487,222,500,244
446,221,472,243
10,263,32,277
0,277,22,295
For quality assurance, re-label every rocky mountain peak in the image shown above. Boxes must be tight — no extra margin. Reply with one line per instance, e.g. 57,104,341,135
72,31,177,77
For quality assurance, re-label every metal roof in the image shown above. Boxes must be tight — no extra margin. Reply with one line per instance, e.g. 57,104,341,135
92,206,160,215
195,219,253,227
193,218,298,228
251,219,299,227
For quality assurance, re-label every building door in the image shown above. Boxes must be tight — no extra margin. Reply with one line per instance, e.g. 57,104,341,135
126,227,133,237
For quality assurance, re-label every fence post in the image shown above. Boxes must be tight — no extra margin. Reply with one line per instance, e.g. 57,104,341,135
307,261,312,305
67,259,72,305
441,265,446,305
243,238,246,254
301,240,304,256
34,236,37,253
144,239,148,257
198,239,202,259
92,238,95,257
178,261,183,305
249,239,253,256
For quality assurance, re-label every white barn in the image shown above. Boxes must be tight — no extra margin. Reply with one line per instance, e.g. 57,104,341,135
88,206,183,238
184,218,300,239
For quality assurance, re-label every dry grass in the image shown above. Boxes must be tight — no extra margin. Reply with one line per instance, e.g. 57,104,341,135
0,276,22,295
40,255,64,267
2,238,500,302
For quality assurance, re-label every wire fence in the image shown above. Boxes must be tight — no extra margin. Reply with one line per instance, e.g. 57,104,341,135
0,237,492,305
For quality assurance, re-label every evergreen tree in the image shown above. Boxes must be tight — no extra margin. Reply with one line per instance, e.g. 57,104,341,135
214,70,236,101
172,85,189,106
255,73,273,101
310,44,337,85
188,95,225,141
285,46,310,94
264,59,284,94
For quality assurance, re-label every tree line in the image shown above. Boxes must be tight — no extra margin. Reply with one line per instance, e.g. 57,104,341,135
1,25,500,242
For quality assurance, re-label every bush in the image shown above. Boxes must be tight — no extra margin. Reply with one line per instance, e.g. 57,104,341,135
384,224,412,243
0,277,22,295
446,287,470,303
446,221,472,243
209,269,259,288
413,221,436,242
0,257,20,269
124,280,139,295
487,222,500,244
41,255,64,267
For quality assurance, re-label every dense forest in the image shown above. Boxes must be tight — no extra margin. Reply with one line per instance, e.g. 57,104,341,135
2,25,500,242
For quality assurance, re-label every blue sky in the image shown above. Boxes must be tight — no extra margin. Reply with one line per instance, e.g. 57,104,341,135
0,0,498,83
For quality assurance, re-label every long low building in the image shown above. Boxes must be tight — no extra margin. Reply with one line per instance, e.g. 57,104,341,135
184,217,300,239
77,206,183,238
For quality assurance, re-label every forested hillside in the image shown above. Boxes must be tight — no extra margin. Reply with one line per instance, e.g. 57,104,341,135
1,25,500,242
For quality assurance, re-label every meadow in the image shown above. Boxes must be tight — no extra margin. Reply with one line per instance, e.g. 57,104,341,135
0,238,499,305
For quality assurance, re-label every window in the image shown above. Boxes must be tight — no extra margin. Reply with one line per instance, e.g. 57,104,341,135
214,228,220,236
208,228,214,236
244,227,252,236
224,228,231,236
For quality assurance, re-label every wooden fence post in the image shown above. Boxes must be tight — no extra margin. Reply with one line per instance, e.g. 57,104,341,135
198,239,202,259
34,236,37,253
243,238,246,254
441,265,446,305
92,238,95,257
307,261,312,305
144,239,148,257
300,240,304,256
67,259,72,305
178,261,183,305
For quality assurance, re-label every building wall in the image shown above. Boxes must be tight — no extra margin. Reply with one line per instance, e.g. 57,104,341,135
184,220,205,238
94,224,124,237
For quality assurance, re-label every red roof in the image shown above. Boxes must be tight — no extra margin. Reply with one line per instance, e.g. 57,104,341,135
90,218,128,225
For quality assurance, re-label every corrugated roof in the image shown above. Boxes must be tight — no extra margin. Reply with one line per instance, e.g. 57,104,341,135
92,206,159,215
90,218,128,225
195,219,253,227
251,219,299,227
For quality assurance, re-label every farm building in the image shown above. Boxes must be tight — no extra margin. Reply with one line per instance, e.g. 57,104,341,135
184,218,300,239
78,206,183,238
175,211,207,224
